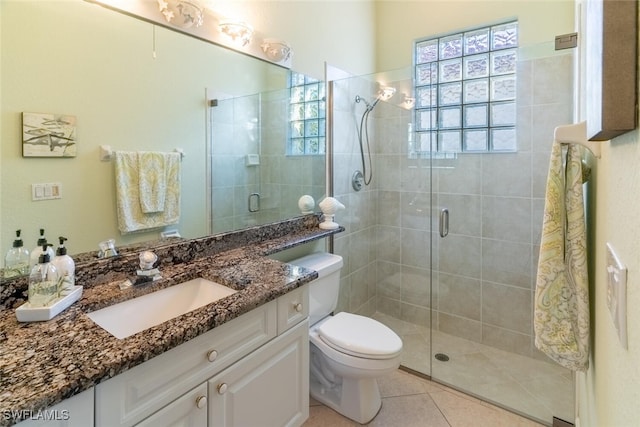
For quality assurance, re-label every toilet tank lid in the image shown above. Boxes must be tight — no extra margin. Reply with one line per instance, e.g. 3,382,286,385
289,252,343,278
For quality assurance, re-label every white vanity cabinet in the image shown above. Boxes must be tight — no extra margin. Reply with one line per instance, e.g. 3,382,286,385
15,387,94,427
208,320,309,427
94,284,309,427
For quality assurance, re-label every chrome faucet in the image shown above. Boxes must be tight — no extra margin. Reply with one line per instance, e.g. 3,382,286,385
135,251,162,285
98,238,118,258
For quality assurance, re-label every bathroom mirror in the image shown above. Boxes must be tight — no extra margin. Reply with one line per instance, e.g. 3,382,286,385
0,1,325,271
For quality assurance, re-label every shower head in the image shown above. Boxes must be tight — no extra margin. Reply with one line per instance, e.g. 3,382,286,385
377,85,396,101
355,86,397,112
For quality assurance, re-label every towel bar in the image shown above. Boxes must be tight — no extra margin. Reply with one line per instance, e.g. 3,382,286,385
99,145,184,161
554,121,601,158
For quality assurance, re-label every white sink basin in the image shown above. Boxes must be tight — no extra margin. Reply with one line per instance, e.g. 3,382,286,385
87,278,237,339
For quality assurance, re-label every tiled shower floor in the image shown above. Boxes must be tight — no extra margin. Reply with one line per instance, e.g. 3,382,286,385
372,312,574,426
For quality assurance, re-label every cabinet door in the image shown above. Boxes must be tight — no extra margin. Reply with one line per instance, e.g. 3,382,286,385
136,383,207,427
15,388,94,427
96,301,277,426
208,320,309,427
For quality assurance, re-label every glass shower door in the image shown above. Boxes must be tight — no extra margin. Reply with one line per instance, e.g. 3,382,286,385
429,42,576,425
327,41,576,427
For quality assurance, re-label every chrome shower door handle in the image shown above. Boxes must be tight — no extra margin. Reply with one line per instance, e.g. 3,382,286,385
248,193,260,212
439,208,449,238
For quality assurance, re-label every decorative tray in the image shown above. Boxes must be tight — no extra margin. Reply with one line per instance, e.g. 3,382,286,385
15,286,83,322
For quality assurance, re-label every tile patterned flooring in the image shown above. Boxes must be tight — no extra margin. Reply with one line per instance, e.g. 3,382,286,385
303,369,545,427
304,312,574,427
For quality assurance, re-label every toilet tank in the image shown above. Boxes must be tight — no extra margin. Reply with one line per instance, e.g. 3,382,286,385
289,252,344,326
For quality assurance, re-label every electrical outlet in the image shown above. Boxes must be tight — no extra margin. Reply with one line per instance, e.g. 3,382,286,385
606,243,627,349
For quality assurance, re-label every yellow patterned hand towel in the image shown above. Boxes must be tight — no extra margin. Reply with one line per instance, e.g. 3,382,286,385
138,152,167,213
115,151,181,233
534,141,590,371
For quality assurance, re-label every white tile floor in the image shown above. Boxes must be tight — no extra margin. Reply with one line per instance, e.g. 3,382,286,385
372,312,575,425
303,369,546,427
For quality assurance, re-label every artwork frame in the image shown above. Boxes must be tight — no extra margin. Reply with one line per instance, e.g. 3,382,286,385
585,0,638,140
22,112,77,158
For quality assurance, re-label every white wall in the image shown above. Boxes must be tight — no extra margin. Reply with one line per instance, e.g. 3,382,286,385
587,133,640,427
578,3,640,424
374,0,574,70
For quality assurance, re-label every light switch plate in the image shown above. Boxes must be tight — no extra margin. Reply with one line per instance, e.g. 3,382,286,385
31,182,62,201
606,242,627,349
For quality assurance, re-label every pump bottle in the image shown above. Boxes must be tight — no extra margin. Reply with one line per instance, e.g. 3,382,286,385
28,244,59,307
4,229,30,277
30,228,54,269
52,236,75,293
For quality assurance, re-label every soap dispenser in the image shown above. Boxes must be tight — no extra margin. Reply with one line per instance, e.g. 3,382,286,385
30,228,54,269
4,229,30,277
52,236,75,293
28,244,59,307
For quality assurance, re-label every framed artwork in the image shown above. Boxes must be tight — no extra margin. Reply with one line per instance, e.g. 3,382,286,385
585,0,637,140
22,112,77,158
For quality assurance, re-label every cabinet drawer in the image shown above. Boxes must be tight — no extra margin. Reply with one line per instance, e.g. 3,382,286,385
96,301,277,427
136,383,207,427
277,284,308,334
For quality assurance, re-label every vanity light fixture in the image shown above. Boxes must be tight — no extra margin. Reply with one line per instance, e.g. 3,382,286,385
219,21,254,47
401,95,415,110
378,85,396,101
157,0,204,28
260,39,293,63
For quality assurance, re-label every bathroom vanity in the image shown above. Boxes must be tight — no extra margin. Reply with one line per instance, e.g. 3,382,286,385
17,287,308,427
0,216,341,427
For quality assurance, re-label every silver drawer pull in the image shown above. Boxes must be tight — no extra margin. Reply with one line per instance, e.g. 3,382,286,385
293,302,303,313
207,350,218,362
217,383,228,395
196,395,207,409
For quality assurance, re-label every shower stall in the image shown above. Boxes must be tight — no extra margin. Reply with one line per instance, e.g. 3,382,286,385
329,41,576,425
208,88,326,235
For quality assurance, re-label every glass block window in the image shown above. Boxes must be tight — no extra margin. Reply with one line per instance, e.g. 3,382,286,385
288,71,326,155
414,21,518,154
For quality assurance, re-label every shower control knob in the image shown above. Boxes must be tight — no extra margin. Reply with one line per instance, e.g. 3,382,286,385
217,383,228,395
207,349,218,362
293,302,303,312
352,171,364,191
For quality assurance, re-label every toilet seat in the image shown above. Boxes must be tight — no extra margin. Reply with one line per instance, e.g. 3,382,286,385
318,312,403,359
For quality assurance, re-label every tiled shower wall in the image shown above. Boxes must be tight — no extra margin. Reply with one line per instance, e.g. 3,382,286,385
331,76,381,317
210,92,325,234
332,50,573,358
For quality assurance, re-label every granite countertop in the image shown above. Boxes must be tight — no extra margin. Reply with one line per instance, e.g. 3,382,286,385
0,220,341,426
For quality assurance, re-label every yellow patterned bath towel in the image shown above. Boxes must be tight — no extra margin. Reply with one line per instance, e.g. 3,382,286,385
534,141,590,371
115,151,181,233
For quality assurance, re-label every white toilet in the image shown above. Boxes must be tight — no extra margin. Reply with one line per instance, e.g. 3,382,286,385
290,252,403,424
